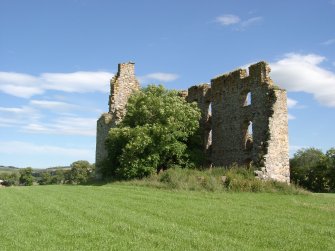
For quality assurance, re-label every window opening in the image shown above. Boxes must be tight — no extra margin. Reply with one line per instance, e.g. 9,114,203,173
244,92,251,106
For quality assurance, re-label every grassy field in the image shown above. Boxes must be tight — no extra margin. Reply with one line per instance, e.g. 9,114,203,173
1,185,335,250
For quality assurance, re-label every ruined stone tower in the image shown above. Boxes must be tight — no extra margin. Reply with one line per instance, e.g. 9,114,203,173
186,62,290,182
95,62,140,168
95,61,290,182
186,84,212,164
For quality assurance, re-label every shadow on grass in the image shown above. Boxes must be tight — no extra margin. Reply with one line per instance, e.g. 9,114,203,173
83,178,118,186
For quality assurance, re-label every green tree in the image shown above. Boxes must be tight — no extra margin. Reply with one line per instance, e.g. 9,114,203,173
19,167,34,186
53,169,65,184
290,147,335,192
38,172,52,185
290,148,325,169
38,170,65,185
68,160,93,184
326,148,335,191
103,85,201,179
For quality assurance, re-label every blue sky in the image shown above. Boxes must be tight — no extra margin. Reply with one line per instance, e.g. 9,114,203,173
1,0,335,168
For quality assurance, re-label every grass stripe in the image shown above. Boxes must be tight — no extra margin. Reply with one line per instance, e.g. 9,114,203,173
1,185,334,250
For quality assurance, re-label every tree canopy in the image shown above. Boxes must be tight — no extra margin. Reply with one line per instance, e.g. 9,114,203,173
290,147,335,192
19,167,34,186
102,85,201,179
68,160,94,184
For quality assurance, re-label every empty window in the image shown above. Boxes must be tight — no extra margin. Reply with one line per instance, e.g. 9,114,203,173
243,91,251,106
247,121,253,135
244,120,253,151
208,102,212,115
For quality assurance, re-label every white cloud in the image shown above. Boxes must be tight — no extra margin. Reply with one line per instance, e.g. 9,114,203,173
0,107,28,113
30,100,77,110
139,72,179,83
0,72,43,98
0,106,40,127
270,53,335,107
215,14,262,30
215,14,240,26
0,117,23,128
0,102,96,136
0,141,94,168
240,17,263,29
288,114,296,120
321,38,335,46
0,70,182,98
0,71,114,98
41,71,113,93
287,98,298,108
23,116,97,136
287,98,300,120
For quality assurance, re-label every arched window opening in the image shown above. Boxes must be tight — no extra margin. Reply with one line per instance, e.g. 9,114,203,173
206,129,212,151
248,121,253,135
244,121,253,151
244,92,251,106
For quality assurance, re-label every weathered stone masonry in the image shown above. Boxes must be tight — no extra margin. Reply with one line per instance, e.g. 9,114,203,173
187,62,290,182
96,62,140,167
96,61,290,182
186,84,212,164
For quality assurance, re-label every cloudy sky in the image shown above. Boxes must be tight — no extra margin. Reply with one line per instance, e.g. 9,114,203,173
1,0,335,168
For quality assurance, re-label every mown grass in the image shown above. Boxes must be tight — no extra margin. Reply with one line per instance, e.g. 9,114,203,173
1,184,335,250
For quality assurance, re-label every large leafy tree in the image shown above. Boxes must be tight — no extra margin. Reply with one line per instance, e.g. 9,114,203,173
326,148,335,190
103,85,201,179
290,147,335,192
68,160,93,184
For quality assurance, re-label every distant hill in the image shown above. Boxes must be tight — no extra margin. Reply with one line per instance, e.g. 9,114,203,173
0,166,20,175
0,165,20,170
0,165,70,173
46,166,70,170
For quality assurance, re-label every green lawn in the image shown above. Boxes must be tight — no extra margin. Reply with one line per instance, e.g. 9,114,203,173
1,185,334,250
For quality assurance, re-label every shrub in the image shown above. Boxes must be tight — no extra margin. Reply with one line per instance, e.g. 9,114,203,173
125,166,305,194
0,172,19,186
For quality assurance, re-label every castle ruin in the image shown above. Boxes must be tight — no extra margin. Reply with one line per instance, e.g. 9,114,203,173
96,62,140,166
96,62,290,182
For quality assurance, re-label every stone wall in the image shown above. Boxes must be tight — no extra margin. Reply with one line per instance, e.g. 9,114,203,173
95,62,140,171
187,62,290,182
186,84,212,163
109,62,140,123
95,113,113,168
261,90,290,182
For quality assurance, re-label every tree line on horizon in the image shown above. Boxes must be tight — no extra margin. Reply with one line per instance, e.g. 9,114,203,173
0,160,95,186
